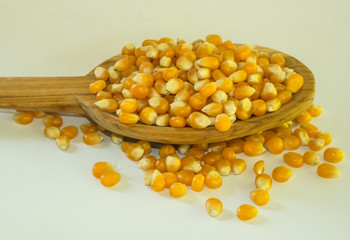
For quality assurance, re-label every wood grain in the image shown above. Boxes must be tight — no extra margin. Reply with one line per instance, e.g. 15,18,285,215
0,45,315,144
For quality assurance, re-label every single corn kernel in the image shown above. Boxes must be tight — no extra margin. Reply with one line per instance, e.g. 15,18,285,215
121,43,135,55
308,138,325,151
294,128,310,146
196,57,220,70
186,148,205,160
251,99,267,117
250,189,270,206
307,104,323,117
270,53,285,67
140,106,158,125
199,82,217,98
44,125,61,139
242,61,258,75
191,173,205,192
314,131,332,146
197,68,211,79
165,155,181,172
205,198,223,217
56,135,69,151
187,112,211,129
125,143,144,161
165,78,184,95
245,133,265,143
180,156,202,173
156,157,167,172
175,89,191,102
317,163,341,178
100,170,121,187
303,151,320,166
283,152,304,168
323,148,345,163
201,102,223,117
296,111,312,124
255,173,272,191
204,170,222,189
110,133,124,145
243,140,265,157
83,132,103,145
96,91,112,101
203,152,223,166
137,140,151,156
235,45,251,61
231,158,247,175
253,160,264,175
151,170,166,192
236,204,258,221
208,142,227,153
42,115,63,127
272,166,293,183
120,98,137,113
277,89,292,104
261,82,278,101
95,99,118,113
130,83,149,99
94,67,109,81
138,155,157,170
283,135,300,150
215,159,232,176
176,170,195,186
300,123,319,138
89,80,107,94
230,70,248,83
118,112,140,124
286,73,304,93
221,147,236,161
13,111,34,125
169,182,187,198
266,98,281,112
236,98,253,120
233,85,256,100
265,136,284,154
178,144,191,155
32,111,46,119
214,113,232,132
176,56,193,71
155,114,170,127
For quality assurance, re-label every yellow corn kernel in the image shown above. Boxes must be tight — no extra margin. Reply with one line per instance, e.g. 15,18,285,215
216,77,234,94
308,138,325,151
323,148,345,163
114,57,131,72
165,78,184,94
235,99,252,121
208,141,227,153
277,89,292,104
205,170,222,189
118,112,140,124
170,101,192,118
220,60,237,76
255,173,272,191
293,128,310,146
300,123,319,138
231,158,246,175
165,155,181,172
60,125,78,140
235,45,251,61
215,159,232,176
176,56,193,71
56,135,70,151
201,102,223,117
139,106,158,125
253,160,264,175
314,131,332,146
197,67,211,79
242,61,258,75
286,73,304,93
283,152,304,168
174,89,191,102
205,198,223,217
307,104,323,117
296,111,312,124
83,132,103,145
177,144,191,155
272,165,293,183
137,156,157,170
151,170,166,192
266,98,281,112
187,112,211,129
176,169,195,186
44,125,61,139
159,144,176,157
196,57,220,70
243,139,265,157
125,143,144,161
13,111,34,125
169,182,187,198
236,204,258,221
270,53,286,67
100,170,121,187
317,163,341,178
233,85,255,100
265,136,284,154
155,114,170,127
250,189,270,206
303,151,320,166
163,172,178,188
199,82,217,98
42,115,63,127
261,82,277,101
94,99,118,113
229,70,248,83
190,173,205,192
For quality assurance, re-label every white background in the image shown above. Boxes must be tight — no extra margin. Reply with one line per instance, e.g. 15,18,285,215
1,0,350,239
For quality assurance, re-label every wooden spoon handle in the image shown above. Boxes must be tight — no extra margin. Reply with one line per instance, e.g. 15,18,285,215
0,76,95,114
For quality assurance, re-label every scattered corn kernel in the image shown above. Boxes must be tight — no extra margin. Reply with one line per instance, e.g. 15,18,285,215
236,204,258,221
272,166,293,183
323,148,345,163
205,198,223,217
317,163,341,178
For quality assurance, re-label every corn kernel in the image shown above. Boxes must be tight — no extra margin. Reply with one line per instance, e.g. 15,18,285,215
250,189,270,206
317,163,341,178
272,166,292,183
323,148,345,163
206,198,223,217
236,204,258,221
303,151,320,166
255,173,272,191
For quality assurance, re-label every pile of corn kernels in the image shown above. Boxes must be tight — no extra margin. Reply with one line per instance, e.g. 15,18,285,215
12,101,345,221
88,34,304,132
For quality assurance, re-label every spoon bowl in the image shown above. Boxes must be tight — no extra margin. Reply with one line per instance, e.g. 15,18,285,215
0,45,315,144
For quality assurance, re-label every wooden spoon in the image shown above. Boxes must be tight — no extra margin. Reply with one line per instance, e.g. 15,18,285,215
0,45,315,144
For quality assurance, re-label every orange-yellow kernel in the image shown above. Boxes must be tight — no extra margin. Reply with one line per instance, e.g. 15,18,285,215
80,123,98,134
265,136,284,154
283,152,304,168
235,45,251,61
191,173,205,192
227,139,245,154
56,135,70,151
250,189,270,206
243,139,265,157
42,115,63,127
286,73,304,93
186,148,205,160
272,166,293,183
253,160,264,175
222,147,236,161
89,80,107,94
204,170,222,189
214,113,232,132
203,152,223,166
100,170,121,187
169,182,187,198
308,138,325,151
159,144,176,158
231,158,246,175
215,159,232,176
300,123,319,138
206,198,223,217
303,151,320,166
270,53,285,67
164,172,178,188
165,155,181,172
118,112,140,124
283,135,300,150
13,111,34,125
255,173,272,191
307,104,323,117
236,204,258,221
138,155,157,170
151,170,166,192
83,132,103,145
176,170,195,186
44,125,61,139
137,140,151,156
296,111,312,124
323,148,345,163
317,163,341,178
